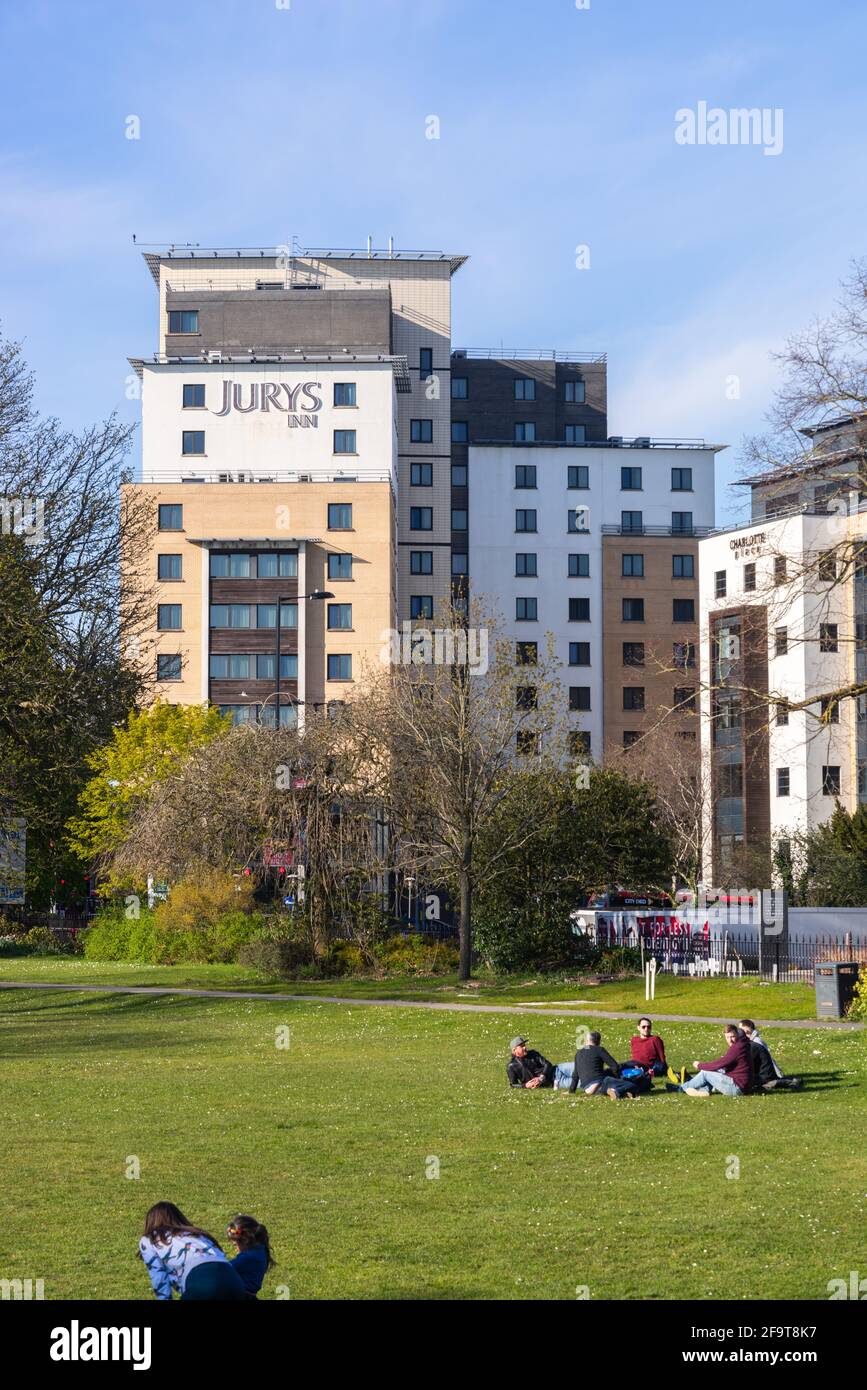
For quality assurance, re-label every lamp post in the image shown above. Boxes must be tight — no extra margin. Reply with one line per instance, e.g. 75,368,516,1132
272,589,333,727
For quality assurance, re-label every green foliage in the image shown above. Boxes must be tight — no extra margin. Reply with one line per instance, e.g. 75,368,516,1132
83,873,264,964
66,701,230,880
596,946,644,978
474,905,594,973
848,966,867,1021
372,933,460,976
237,936,315,979
774,804,867,906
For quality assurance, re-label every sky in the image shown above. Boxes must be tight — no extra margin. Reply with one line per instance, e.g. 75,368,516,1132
1,0,865,524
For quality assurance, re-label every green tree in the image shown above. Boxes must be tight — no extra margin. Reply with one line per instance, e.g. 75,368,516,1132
773,804,867,906
66,701,230,884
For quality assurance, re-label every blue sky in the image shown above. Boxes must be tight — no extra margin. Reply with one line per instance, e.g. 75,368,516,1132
1,0,865,521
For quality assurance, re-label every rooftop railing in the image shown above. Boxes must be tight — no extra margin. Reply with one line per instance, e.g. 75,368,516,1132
452,348,607,364
600,524,712,537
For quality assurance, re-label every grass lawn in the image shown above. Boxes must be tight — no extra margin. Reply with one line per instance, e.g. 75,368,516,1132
0,954,822,1020
0,985,864,1300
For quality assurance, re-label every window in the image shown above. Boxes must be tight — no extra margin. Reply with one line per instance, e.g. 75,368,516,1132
411,461,432,487
565,380,585,403
569,731,591,756
516,597,538,621
210,654,252,680
515,509,537,532
328,553,353,580
568,509,588,533
569,686,591,711
671,467,693,491
715,570,727,599
452,553,468,576
623,642,645,667
209,604,251,629
516,641,537,666
255,653,297,680
622,510,643,533
673,598,695,622
569,553,590,577
451,377,468,399
514,377,535,400
820,696,840,724
622,553,644,578
219,705,255,727
182,430,205,455
411,419,433,443
516,686,537,711
819,623,838,653
410,595,434,620
718,764,743,798
168,309,198,334
674,640,696,669
516,730,540,757
569,597,590,621
776,702,789,726
776,768,790,798
744,562,756,592
822,765,841,796
157,654,182,681
515,464,537,489
253,603,297,629
410,551,433,576
569,642,591,665
673,687,696,712
328,503,353,530
158,554,182,581
257,553,298,578
818,552,837,582
672,554,694,579
451,508,468,530
451,421,469,443
623,687,645,711
411,507,433,530
157,603,182,630
774,556,787,585
328,603,353,630
621,467,642,491
182,384,205,409
775,626,788,656
334,382,356,407
327,654,353,682
568,464,589,488
158,503,183,531
565,424,586,444
623,731,641,748
671,511,693,534
623,598,644,622
419,348,433,377
451,463,467,486
516,553,538,577
514,422,536,442
334,429,356,454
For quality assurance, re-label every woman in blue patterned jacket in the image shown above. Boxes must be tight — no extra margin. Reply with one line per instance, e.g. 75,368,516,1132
139,1202,247,1300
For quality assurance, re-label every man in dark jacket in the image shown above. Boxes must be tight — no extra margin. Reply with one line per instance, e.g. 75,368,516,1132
569,1031,639,1100
507,1037,575,1090
669,1025,751,1096
749,1035,803,1091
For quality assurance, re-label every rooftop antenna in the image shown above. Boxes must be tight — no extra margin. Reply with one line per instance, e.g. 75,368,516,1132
367,235,372,256
388,235,394,258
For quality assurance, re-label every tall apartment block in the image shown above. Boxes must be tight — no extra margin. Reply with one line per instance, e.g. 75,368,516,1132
127,245,465,718
699,414,867,881
449,352,719,758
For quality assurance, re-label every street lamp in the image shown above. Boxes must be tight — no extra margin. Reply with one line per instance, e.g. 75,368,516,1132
272,589,333,727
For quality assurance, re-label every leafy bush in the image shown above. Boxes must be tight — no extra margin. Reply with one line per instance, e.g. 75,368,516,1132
848,965,867,1021
596,946,643,978
372,933,459,976
237,936,314,979
474,906,598,973
84,883,265,965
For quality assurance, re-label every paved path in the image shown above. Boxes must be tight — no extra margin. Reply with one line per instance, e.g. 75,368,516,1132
0,979,861,1029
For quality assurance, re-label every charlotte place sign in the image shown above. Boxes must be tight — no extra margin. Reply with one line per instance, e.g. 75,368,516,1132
213,380,323,427
729,532,766,561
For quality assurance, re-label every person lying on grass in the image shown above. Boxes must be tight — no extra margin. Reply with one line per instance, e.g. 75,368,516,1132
739,1020,803,1092
139,1202,247,1301
507,1036,576,1090
226,1215,276,1299
666,1024,752,1098
568,1030,646,1101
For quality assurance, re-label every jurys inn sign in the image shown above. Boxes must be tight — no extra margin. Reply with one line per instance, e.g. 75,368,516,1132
213,380,323,426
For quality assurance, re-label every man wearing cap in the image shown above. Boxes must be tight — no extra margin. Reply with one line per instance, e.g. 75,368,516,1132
507,1036,575,1090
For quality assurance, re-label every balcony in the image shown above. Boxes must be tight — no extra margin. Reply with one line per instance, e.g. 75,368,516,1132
601,524,711,538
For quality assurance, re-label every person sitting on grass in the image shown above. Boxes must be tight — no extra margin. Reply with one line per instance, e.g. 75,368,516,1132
624,1017,668,1076
568,1030,642,1101
227,1215,276,1298
507,1036,575,1090
667,1024,752,1098
139,1202,247,1300
739,1020,803,1092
